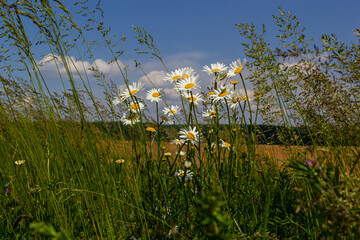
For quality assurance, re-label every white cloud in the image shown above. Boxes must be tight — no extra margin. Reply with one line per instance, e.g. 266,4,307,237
37,54,126,79
163,87,181,100
138,70,167,88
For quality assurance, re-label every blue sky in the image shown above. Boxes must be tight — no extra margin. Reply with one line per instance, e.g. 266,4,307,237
71,0,360,101
2,0,360,120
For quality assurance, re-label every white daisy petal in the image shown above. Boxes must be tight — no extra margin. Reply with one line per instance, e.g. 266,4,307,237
228,58,246,78
146,88,163,102
202,62,228,75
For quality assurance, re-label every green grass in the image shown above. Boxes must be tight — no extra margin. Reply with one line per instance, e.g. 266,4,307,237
1,1,360,239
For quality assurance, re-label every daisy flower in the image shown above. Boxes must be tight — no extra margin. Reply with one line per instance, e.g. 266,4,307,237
15,160,25,165
112,96,123,106
230,89,245,109
164,68,183,82
220,139,232,150
163,105,181,116
115,159,125,164
228,58,246,78
181,67,195,79
175,169,193,182
146,88,163,102
184,160,192,168
202,106,217,120
121,112,140,126
129,102,145,112
183,92,204,107
202,62,228,75
172,138,185,145
177,75,200,91
178,126,200,144
210,142,216,151
167,225,179,238
120,82,144,100
211,84,233,102
160,115,174,124
177,151,186,157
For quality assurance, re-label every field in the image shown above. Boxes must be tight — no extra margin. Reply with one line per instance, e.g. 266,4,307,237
1,1,360,239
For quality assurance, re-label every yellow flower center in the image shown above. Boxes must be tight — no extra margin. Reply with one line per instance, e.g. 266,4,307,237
172,75,181,80
131,103,140,110
218,90,228,97
184,83,195,89
211,68,220,73
176,140,183,144
234,67,243,74
187,132,196,140
130,90,138,95
209,111,216,116
187,97,197,102
208,92,215,95
169,110,176,114
152,92,160,97
146,127,156,132
161,115,169,121
254,94,262,98
127,114,136,120
243,97,249,101
179,172,185,177
182,74,190,80
17,160,24,164
225,142,231,148
116,159,124,163
230,80,239,85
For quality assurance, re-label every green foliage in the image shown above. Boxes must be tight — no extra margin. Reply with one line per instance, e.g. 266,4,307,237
0,1,359,239
30,222,70,240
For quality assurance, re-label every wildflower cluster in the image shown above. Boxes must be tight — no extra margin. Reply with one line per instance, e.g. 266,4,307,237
112,59,253,182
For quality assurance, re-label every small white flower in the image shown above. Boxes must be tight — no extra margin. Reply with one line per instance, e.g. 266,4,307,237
177,75,200,91
119,82,144,100
172,139,185,145
175,169,193,182
202,106,217,120
146,88,163,102
184,161,192,168
121,112,140,126
164,68,183,82
115,159,125,164
202,62,228,75
167,225,179,238
163,105,181,116
183,92,204,107
220,139,232,150
15,160,26,165
181,67,195,79
177,151,186,157
112,96,123,106
230,89,245,109
228,58,246,77
178,126,200,145
129,102,145,112
211,84,233,102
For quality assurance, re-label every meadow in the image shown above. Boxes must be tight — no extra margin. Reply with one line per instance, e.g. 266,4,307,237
1,1,360,239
